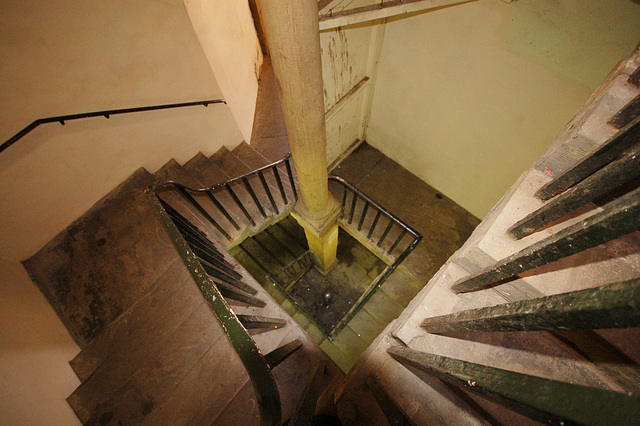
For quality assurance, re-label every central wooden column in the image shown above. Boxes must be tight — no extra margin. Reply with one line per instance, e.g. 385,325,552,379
260,0,340,273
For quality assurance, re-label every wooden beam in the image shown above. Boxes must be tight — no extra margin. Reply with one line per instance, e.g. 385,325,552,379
535,115,640,201
609,93,640,129
318,0,334,11
388,346,640,426
451,186,640,293
325,76,370,121
319,0,475,31
509,142,640,239
422,278,640,333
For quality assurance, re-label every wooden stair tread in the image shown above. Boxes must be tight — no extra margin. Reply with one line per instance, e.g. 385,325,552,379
22,168,178,347
232,141,270,171
182,152,209,176
210,145,252,178
154,159,236,243
184,151,230,186
183,152,260,238
69,257,195,381
140,331,249,425
67,289,211,421
187,148,294,237
154,160,218,239
79,302,226,424
185,151,281,235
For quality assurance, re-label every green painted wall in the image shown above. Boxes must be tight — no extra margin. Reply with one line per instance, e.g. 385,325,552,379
366,0,640,218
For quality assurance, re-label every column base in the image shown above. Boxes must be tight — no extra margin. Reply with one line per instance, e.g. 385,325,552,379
292,196,341,275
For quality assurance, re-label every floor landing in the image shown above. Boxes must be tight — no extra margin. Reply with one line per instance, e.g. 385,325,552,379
243,141,480,372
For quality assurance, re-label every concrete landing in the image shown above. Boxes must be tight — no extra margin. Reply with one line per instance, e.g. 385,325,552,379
288,228,386,335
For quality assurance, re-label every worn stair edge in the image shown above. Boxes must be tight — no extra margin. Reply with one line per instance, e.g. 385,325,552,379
22,167,180,348
69,257,193,381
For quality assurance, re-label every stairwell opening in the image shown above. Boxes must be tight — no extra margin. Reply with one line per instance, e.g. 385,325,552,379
230,215,387,336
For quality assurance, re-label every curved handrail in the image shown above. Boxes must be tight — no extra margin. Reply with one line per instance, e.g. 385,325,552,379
151,154,296,240
147,192,281,425
1,99,225,154
150,153,293,193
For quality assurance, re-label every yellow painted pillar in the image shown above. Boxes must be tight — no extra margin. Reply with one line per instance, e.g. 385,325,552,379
260,0,340,273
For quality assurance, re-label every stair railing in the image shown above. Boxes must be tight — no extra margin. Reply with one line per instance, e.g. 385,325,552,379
1,99,225,154
267,250,315,291
389,92,640,424
328,175,422,337
150,154,297,241
147,191,283,426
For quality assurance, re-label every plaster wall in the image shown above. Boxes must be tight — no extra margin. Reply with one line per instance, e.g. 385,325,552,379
0,258,81,425
0,0,245,261
320,1,380,165
366,0,640,218
183,0,263,142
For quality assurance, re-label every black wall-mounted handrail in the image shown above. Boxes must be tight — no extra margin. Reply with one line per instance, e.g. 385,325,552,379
0,99,225,154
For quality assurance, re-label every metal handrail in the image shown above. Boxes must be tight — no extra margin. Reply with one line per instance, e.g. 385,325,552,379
329,175,422,241
148,192,281,426
1,99,225,154
151,154,296,241
150,153,294,195
328,175,422,336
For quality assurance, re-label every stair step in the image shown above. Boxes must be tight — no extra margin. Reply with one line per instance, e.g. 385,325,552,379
207,147,291,234
215,279,266,307
229,245,271,289
265,339,303,369
233,142,296,209
238,314,287,330
140,330,249,425
69,257,194,381
276,216,308,251
75,302,224,424
333,184,409,259
23,168,179,347
154,159,228,243
184,152,252,233
182,152,211,178
175,158,246,242
253,229,300,267
233,141,270,170
210,145,252,178
240,237,289,275
197,256,245,285
211,379,262,426
215,343,331,426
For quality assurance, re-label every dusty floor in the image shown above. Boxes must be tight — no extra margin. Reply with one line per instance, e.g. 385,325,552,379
331,142,480,283
286,228,386,335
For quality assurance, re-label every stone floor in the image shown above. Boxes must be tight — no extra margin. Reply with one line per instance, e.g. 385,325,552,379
287,228,386,335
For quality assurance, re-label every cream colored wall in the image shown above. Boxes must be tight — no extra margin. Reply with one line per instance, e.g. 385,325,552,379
366,0,640,218
0,258,81,425
183,0,263,141
0,0,245,261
